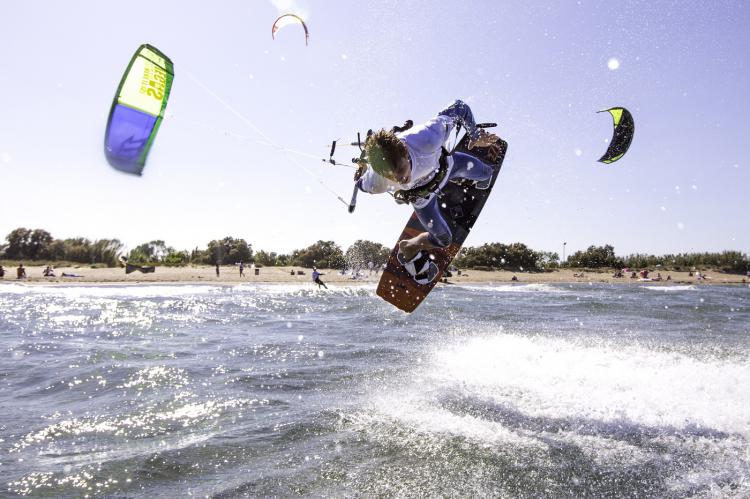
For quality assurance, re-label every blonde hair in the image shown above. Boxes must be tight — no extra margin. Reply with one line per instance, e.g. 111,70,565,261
364,129,407,176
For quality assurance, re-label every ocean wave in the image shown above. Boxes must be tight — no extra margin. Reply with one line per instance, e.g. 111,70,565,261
427,334,750,437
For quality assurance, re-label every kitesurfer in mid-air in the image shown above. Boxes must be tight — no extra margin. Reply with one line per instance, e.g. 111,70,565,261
355,100,500,262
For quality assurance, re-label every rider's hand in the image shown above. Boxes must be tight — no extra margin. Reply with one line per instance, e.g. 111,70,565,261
354,161,368,181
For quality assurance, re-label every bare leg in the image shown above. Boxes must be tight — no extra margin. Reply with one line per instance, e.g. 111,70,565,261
398,232,438,261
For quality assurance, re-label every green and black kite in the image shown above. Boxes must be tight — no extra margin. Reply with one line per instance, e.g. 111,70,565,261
598,107,634,164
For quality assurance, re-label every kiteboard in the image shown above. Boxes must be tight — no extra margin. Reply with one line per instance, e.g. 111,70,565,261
377,133,508,312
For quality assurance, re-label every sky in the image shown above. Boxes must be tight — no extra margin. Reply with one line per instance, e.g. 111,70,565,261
1,0,748,257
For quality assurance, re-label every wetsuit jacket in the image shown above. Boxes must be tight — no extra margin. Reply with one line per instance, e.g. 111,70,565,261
357,100,480,208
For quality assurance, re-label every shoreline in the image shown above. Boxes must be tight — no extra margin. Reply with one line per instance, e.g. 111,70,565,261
1,265,747,286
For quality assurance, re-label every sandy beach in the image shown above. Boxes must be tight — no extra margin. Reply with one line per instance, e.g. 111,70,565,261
2,265,747,286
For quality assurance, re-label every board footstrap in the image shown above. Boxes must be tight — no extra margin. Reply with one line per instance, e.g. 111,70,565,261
397,250,439,285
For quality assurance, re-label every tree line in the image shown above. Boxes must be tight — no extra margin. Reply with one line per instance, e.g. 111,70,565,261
454,243,748,273
2,227,747,273
1,228,124,267
0,227,391,270
566,244,749,273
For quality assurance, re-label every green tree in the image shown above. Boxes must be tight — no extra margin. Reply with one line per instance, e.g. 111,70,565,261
289,240,345,268
41,239,66,261
163,250,190,266
567,244,622,268
454,242,541,270
62,238,92,263
274,253,290,266
254,250,278,266
91,239,124,266
28,229,53,260
205,237,253,265
129,240,168,263
536,251,560,269
504,242,541,270
345,240,390,269
190,247,207,264
4,228,33,259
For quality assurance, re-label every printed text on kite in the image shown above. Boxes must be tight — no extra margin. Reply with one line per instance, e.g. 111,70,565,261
104,44,174,175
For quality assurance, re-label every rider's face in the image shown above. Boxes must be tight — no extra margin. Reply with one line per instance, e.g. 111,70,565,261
387,151,411,184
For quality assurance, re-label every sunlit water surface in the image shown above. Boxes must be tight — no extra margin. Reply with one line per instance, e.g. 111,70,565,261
1,282,749,497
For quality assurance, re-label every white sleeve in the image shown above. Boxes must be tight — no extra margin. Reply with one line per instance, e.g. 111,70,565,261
401,116,453,155
358,168,398,194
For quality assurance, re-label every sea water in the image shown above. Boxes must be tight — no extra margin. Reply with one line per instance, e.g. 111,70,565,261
1,282,748,497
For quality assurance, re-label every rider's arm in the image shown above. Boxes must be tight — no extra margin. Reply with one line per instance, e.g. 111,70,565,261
357,167,397,194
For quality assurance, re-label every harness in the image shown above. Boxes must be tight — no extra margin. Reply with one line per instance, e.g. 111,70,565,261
393,148,451,205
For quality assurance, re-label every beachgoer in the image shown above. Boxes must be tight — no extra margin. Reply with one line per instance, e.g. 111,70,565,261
215,264,220,277
356,100,499,262
42,266,56,277
0,265,5,279
17,263,26,280
239,261,245,277
312,267,328,289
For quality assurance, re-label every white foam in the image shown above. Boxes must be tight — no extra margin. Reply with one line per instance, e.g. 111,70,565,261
230,283,377,296
429,334,750,436
457,283,566,293
0,284,224,298
50,314,88,324
641,285,697,292
356,332,750,489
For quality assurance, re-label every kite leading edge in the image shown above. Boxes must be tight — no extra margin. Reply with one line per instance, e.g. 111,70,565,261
271,14,309,46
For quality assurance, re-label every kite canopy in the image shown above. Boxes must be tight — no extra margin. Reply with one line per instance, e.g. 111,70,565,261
597,107,634,164
271,14,309,45
104,44,174,175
